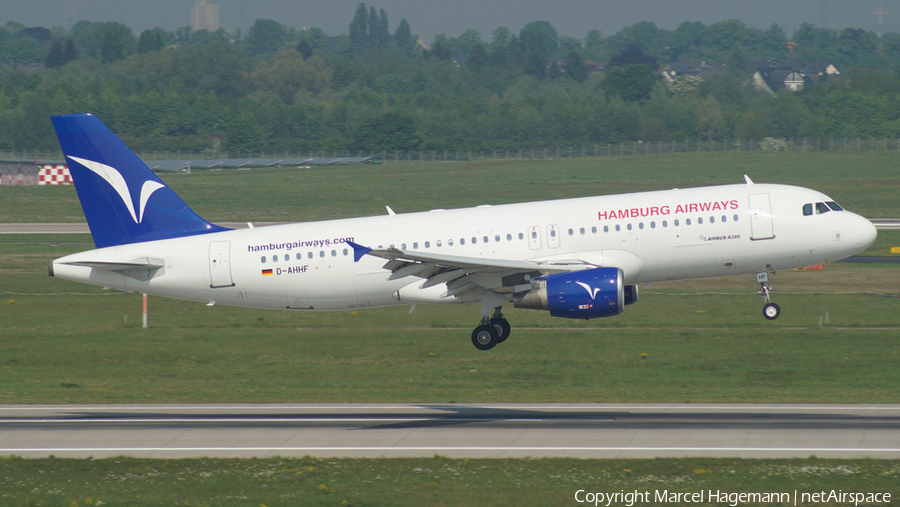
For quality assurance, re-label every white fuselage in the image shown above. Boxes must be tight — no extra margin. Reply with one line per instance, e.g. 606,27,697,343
51,183,877,311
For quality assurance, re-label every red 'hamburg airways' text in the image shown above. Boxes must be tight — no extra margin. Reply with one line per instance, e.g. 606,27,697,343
598,200,738,221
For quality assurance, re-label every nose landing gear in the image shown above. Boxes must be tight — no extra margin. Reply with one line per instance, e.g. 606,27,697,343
757,271,781,320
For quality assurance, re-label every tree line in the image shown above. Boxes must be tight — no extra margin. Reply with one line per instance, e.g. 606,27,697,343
2,7,900,155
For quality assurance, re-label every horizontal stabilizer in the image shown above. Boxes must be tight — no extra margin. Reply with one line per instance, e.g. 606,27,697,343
64,257,165,271
63,257,165,281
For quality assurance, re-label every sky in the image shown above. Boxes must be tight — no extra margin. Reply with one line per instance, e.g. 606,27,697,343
4,0,900,42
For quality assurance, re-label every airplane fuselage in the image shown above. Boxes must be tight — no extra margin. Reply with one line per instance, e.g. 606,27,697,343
51,182,876,312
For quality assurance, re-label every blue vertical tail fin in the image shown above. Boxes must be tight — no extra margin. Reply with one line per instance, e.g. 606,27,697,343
51,113,229,248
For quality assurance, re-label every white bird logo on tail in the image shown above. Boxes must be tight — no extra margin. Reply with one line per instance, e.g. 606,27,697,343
68,156,164,224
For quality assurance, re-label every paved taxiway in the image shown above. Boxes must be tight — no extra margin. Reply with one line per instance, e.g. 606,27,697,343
1,404,898,459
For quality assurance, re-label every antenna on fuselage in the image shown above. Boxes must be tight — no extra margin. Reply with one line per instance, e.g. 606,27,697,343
744,175,754,185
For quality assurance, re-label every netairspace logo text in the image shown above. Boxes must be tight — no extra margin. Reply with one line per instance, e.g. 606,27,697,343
574,489,892,507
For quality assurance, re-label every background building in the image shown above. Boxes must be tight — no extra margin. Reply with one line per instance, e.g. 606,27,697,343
190,0,219,32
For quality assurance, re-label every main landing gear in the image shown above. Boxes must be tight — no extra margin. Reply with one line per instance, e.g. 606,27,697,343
471,308,511,351
757,271,781,320
471,290,511,350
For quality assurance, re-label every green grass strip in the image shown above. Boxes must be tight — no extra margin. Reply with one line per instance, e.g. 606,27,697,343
1,457,898,507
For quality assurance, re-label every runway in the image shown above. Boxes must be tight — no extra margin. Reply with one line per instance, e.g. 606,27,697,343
1,404,898,459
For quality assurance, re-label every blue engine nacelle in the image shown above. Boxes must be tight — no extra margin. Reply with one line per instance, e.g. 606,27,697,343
513,267,625,320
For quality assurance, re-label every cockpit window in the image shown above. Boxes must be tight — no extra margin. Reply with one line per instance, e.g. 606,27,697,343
826,201,844,211
802,203,813,216
815,202,830,214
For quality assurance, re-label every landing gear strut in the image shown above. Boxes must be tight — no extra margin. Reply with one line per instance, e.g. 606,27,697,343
757,271,781,320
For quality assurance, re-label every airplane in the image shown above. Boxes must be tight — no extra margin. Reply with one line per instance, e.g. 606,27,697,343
49,113,878,350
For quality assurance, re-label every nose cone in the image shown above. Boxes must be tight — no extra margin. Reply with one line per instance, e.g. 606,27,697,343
854,215,878,252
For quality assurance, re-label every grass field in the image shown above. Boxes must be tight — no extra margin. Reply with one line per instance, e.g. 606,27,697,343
1,151,898,224
1,152,898,505
1,457,898,507
2,247,899,403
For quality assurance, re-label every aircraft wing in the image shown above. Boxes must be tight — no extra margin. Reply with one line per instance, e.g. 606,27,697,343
349,242,592,297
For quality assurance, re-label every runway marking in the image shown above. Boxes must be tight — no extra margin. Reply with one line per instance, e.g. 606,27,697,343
2,404,900,411
2,447,899,453
0,417,615,424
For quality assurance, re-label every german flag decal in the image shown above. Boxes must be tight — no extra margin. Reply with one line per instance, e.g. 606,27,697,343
261,269,274,276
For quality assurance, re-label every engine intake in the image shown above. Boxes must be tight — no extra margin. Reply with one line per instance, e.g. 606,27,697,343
514,267,624,319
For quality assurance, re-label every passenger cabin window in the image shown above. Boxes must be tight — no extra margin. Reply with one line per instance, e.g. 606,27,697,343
802,203,813,216
816,202,830,214
518,233,525,240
